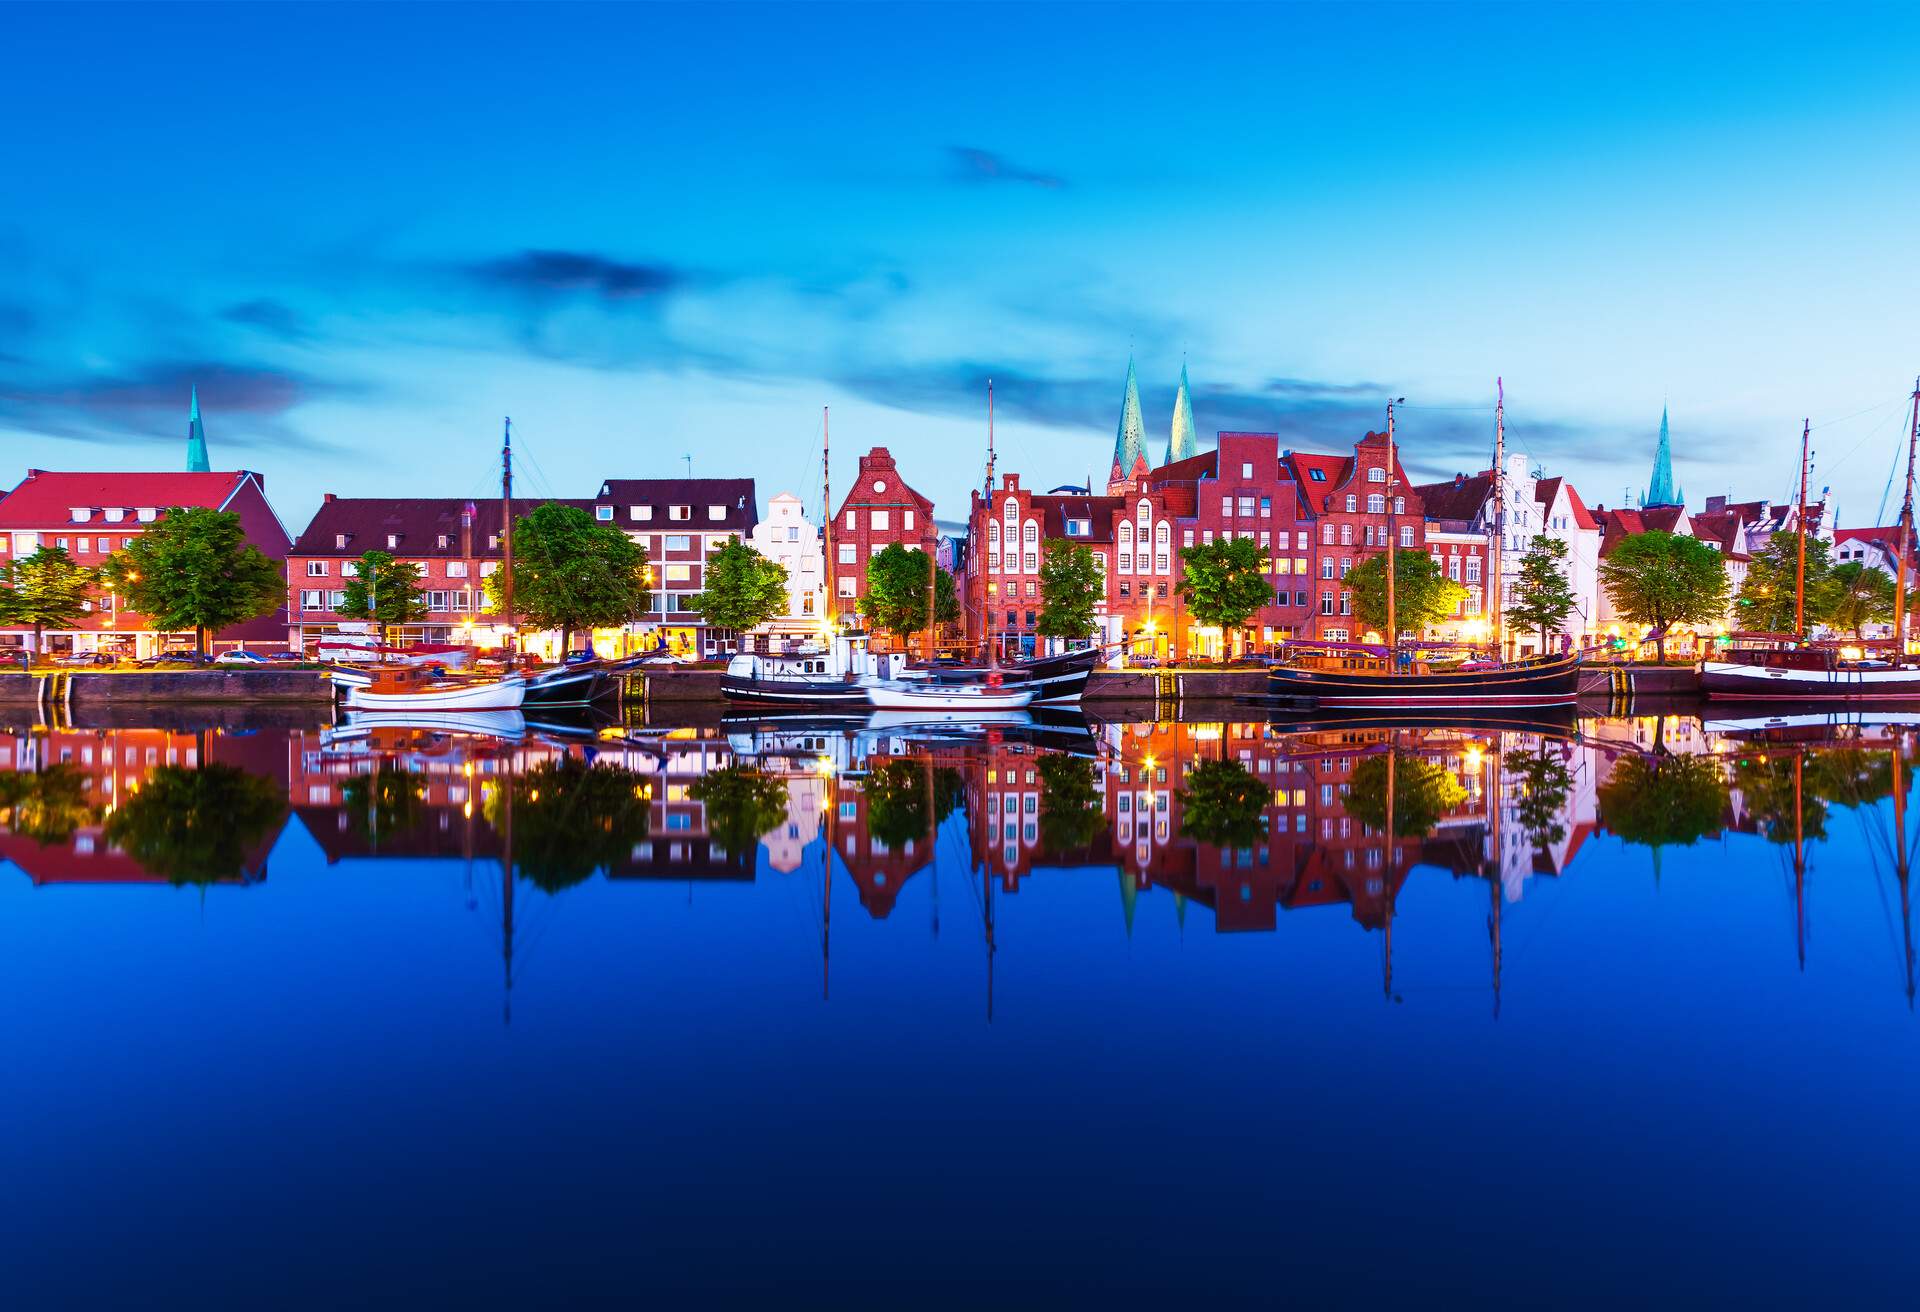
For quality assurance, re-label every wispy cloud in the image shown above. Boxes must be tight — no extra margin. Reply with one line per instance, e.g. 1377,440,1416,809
948,146,1066,190
221,298,315,343
0,359,344,452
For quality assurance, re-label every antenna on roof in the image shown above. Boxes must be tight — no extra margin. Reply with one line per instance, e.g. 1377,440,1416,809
684,454,693,478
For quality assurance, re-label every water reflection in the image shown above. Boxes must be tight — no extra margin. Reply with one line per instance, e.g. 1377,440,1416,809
3,710,1918,1010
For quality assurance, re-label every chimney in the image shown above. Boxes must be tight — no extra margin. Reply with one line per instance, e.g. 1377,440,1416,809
323,492,336,503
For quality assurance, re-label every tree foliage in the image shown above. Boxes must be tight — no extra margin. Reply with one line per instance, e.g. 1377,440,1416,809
697,541,789,637
1596,754,1727,853
1598,530,1731,660
1344,751,1468,837
487,502,651,652
1514,742,1574,853
1823,561,1895,640
1733,531,1832,636
1506,535,1578,648
863,759,937,850
340,766,426,849
1175,536,1272,632
335,549,427,644
1036,754,1103,852
688,765,790,866
1177,758,1269,848
101,507,282,656
0,546,96,657
489,758,651,892
104,763,288,886
1345,551,1467,638
856,544,958,640
1036,540,1103,640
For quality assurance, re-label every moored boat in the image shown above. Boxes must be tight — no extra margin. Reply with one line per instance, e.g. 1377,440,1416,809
340,665,525,710
865,680,1035,712
899,647,1100,704
1266,648,1582,707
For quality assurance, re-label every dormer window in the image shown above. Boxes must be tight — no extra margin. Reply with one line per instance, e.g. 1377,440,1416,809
488,534,499,549
386,534,399,549
631,506,651,521
1308,469,1326,483
335,534,349,549
69,507,90,523
707,505,725,521
104,508,125,523
669,505,691,522
437,534,450,549
596,506,613,521
136,507,157,522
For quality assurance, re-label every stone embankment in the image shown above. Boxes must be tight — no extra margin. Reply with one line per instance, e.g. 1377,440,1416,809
0,670,336,706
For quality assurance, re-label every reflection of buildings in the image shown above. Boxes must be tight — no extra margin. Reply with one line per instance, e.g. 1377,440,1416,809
0,725,287,885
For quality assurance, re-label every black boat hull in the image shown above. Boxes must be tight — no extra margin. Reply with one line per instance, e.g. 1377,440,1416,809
719,674,871,708
1265,655,1582,707
522,667,616,707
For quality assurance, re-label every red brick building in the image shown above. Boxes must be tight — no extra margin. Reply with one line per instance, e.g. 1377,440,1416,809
1282,430,1428,643
830,447,936,630
0,469,291,658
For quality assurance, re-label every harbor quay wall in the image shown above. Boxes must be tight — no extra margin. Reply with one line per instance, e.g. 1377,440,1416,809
0,671,335,705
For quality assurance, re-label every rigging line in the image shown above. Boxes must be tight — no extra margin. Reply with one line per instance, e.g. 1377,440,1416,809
1812,401,1909,480
1810,392,1910,433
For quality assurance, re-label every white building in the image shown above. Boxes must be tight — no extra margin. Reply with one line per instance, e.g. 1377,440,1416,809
748,492,825,637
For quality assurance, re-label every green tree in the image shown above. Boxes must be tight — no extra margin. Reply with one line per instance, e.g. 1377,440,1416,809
1596,755,1727,856
335,550,427,646
1732,754,1829,846
1344,751,1468,837
0,765,98,844
1733,531,1833,636
856,544,958,642
696,542,789,643
1822,561,1896,641
489,758,651,892
1345,551,1467,639
1506,535,1578,651
0,546,95,661
1036,754,1103,852
99,507,281,657
486,502,651,654
1598,530,1731,661
1177,758,1269,848
1175,537,1273,640
689,765,790,866
864,759,935,849
1036,540,1102,640
104,763,288,886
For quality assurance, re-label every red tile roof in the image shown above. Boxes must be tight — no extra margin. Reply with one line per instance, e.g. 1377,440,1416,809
0,469,258,528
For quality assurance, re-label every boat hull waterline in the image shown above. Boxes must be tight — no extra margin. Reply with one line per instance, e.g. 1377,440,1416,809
342,674,526,711
1699,660,1920,700
1266,655,1583,707
865,681,1035,711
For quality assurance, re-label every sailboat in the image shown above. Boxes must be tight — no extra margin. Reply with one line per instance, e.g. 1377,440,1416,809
1266,386,1582,708
1702,379,1920,700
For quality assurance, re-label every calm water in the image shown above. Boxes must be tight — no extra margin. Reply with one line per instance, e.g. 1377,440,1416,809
3,706,1917,1306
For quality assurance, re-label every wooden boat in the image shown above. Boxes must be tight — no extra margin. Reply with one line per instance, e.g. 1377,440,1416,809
865,680,1035,711
1704,383,1920,701
521,659,615,707
1266,386,1579,709
340,664,525,710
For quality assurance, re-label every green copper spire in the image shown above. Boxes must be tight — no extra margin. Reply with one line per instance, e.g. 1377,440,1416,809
186,385,211,473
1165,362,1198,465
1644,405,1679,507
1119,870,1138,937
1111,357,1147,485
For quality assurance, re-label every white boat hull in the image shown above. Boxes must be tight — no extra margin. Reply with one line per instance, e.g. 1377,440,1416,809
344,674,525,711
864,681,1034,711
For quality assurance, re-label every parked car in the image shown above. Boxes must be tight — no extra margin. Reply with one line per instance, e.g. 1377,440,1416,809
54,652,112,667
139,652,211,667
266,651,306,662
214,650,270,665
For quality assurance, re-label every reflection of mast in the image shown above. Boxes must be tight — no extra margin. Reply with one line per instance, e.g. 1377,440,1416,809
821,766,833,1002
1793,750,1806,973
1383,731,1396,1002
1896,740,1914,1008
984,831,997,1024
1488,735,1503,1019
502,748,516,1026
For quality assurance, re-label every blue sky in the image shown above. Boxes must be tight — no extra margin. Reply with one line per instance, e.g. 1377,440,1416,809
4,1,1919,531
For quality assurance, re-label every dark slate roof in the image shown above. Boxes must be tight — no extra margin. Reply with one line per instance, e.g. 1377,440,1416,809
291,496,593,556
1412,472,1493,522
595,478,758,533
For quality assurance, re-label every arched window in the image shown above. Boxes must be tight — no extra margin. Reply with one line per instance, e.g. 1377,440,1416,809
1344,494,1357,512
1368,466,1386,483
1137,499,1151,527
1367,494,1385,514
1023,521,1038,544
1004,499,1019,524
989,522,1001,546
1119,522,1133,547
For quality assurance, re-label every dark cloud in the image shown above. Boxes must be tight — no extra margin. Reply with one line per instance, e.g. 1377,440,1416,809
221,298,314,342
0,360,340,452
462,249,687,301
948,147,1066,190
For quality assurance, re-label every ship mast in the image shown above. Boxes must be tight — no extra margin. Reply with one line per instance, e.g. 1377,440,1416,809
1892,379,1920,659
1793,749,1807,972
1794,419,1811,641
1384,400,1399,659
986,380,1000,672
501,417,516,657
821,407,834,632
1895,737,1914,1008
1490,379,1506,659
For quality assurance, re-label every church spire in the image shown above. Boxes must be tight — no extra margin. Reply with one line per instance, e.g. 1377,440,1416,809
1645,405,1679,507
186,386,211,473
1166,361,1198,465
1109,356,1148,490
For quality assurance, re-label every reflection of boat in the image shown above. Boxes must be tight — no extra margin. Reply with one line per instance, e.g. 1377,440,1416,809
1270,702,1579,737
900,648,1101,704
327,709,528,743
866,707,1032,727
866,681,1034,712
341,666,525,710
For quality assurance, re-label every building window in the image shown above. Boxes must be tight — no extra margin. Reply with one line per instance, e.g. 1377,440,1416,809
1448,558,1461,581
1466,587,1482,615
1367,494,1385,514
299,590,325,611
670,505,691,522
1466,558,1482,583
447,561,468,578
1393,496,1406,515
1340,525,1353,546
1320,591,1334,614
1119,551,1133,573
1400,526,1415,547
1023,552,1037,571
428,591,450,612
137,508,157,522
329,590,347,608
838,577,856,597
838,544,856,564
1344,494,1357,512
665,564,692,583
666,534,692,552
1321,524,1334,545
1260,497,1271,517
1222,496,1234,517
1238,496,1255,517
1308,469,1326,482
1025,581,1037,598
1368,467,1385,483
708,506,725,521
1340,592,1351,615
1023,522,1038,544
